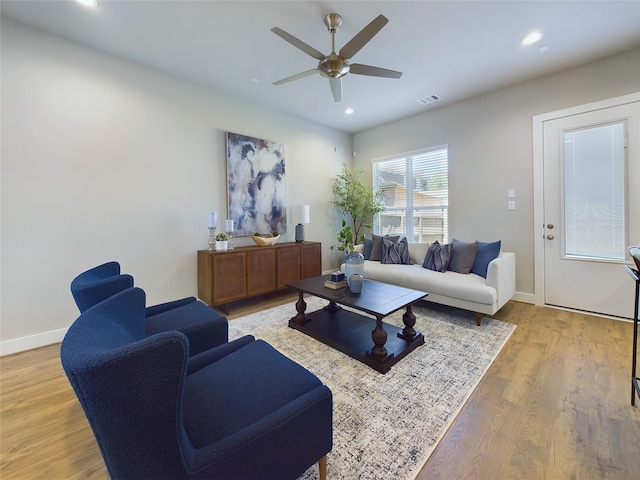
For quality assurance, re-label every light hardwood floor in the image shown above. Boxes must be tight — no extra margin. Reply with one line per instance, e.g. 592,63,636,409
2,294,639,479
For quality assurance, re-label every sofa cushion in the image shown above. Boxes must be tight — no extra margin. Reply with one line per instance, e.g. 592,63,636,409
183,340,324,447
422,241,452,272
448,239,479,274
381,237,412,265
370,234,400,261
362,261,498,306
471,240,502,278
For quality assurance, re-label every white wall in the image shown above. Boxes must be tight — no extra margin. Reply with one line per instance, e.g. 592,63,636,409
0,18,352,354
353,46,640,299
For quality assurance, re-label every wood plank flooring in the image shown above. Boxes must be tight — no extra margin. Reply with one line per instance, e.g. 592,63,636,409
2,293,639,479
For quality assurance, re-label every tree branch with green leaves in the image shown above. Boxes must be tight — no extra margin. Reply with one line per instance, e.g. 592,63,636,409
330,164,385,252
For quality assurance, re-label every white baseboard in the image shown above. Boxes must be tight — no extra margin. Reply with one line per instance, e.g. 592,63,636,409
512,291,535,304
0,327,68,357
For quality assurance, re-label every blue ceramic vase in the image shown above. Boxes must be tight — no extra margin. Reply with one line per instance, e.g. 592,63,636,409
348,273,364,294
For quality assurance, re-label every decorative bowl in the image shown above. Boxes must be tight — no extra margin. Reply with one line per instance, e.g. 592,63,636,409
252,235,280,246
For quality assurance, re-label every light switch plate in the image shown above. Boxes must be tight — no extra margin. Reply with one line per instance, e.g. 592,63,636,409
508,200,516,210
508,188,515,198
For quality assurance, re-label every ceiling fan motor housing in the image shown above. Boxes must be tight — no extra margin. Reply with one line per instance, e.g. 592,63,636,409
319,54,350,78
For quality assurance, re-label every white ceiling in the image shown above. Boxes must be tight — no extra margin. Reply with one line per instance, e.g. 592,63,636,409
2,0,639,134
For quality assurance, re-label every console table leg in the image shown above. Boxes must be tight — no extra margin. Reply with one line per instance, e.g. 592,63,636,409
290,292,308,324
371,316,388,358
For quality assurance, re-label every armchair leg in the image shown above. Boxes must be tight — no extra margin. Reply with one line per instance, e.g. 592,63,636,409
475,312,482,326
318,455,327,480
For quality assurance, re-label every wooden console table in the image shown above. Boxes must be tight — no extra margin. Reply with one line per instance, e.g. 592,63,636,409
198,241,321,312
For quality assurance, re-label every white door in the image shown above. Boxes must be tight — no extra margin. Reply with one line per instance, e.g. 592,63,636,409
543,101,640,319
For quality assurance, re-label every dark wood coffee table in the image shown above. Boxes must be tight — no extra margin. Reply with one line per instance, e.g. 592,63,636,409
286,274,427,373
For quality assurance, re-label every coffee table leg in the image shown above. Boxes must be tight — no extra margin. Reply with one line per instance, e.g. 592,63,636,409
371,315,388,358
323,300,342,313
290,292,308,324
398,304,417,340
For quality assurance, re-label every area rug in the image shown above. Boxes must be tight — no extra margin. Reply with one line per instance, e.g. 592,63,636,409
227,297,516,479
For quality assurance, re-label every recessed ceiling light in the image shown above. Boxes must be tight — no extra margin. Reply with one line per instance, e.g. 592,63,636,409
522,31,544,46
250,77,261,84
344,108,354,115
75,0,99,7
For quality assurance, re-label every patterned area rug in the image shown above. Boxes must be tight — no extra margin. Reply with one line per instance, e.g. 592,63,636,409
227,297,516,479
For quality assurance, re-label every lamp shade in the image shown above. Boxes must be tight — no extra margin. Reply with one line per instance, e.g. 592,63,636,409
290,205,310,225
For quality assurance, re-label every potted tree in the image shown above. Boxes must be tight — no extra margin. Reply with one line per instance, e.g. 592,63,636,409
330,164,385,252
330,164,385,278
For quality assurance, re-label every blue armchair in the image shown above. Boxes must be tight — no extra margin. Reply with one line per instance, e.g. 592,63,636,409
70,261,228,355
61,287,333,479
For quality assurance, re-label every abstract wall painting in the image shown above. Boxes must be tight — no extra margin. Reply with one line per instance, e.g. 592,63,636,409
226,132,287,236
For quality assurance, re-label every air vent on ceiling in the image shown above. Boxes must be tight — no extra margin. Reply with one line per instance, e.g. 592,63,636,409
417,94,441,106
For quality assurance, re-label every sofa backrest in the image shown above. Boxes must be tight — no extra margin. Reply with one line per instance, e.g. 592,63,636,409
408,243,431,265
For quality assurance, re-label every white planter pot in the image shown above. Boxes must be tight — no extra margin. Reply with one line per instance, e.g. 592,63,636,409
215,241,228,251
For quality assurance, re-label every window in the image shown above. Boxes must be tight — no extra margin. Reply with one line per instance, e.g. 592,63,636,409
563,122,626,260
372,145,448,243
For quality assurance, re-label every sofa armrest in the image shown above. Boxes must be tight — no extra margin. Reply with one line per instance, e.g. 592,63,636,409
486,252,516,310
186,335,255,375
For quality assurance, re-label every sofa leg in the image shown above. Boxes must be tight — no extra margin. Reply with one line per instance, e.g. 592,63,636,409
318,455,327,480
475,312,482,326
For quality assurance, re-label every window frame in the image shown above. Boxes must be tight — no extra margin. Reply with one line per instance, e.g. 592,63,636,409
372,144,449,243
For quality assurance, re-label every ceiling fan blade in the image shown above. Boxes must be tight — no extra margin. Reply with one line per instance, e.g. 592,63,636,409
271,27,325,60
329,77,342,102
350,63,403,79
339,14,389,60
273,69,318,86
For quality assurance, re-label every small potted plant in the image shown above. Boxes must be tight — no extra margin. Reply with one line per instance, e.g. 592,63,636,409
215,232,229,251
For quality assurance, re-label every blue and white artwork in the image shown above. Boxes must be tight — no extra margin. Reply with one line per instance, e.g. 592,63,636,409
226,132,286,236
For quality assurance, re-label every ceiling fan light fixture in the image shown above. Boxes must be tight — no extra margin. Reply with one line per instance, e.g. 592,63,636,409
318,55,350,78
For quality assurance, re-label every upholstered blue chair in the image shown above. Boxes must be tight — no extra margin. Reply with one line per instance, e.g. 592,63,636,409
61,287,332,479
70,261,227,356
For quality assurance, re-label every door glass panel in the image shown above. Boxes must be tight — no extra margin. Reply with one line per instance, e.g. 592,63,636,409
563,122,626,260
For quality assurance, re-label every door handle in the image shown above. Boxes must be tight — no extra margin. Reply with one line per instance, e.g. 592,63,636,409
547,235,555,240
547,224,554,229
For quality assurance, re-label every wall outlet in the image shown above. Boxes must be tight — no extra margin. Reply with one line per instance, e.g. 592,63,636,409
508,200,516,210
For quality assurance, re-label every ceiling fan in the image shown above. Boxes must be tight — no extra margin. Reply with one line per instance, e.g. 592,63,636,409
271,13,402,102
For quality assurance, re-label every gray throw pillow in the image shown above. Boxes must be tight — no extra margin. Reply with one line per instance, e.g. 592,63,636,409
422,241,453,272
381,237,412,265
447,239,479,274
370,233,400,261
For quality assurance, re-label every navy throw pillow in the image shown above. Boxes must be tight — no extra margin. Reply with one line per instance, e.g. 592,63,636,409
471,240,502,278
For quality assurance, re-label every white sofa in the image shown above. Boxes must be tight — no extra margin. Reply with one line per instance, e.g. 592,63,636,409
343,242,516,325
